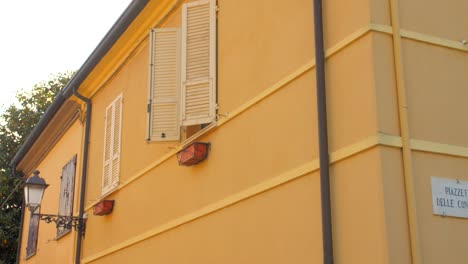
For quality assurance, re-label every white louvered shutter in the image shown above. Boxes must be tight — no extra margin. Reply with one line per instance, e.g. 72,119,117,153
149,28,181,141
181,0,217,126
26,207,40,257
102,95,123,195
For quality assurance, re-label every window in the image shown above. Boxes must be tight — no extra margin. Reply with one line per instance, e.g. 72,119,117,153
26,208,39,258
57,155,77,238
102,95,123,195
148,0,217,141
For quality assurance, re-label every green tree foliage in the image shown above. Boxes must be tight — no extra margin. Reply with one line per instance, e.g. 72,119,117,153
0,72,73,264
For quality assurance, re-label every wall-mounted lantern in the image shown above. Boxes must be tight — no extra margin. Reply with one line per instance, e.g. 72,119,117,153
177,142,210,166
23,170,87,235
23,171,49,212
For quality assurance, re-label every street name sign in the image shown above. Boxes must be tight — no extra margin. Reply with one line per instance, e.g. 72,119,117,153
431,176,468,218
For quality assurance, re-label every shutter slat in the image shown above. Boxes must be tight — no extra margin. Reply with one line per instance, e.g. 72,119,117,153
154,82,178,87
186,100,210,108
186,48,209,56
154,80,177,85
154,92,177,98
187,25,209,33
154,60,178,66
187,91,210,98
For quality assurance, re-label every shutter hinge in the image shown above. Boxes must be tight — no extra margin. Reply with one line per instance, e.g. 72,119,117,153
147,100,152,113
215,5,219,12
215,103,219,110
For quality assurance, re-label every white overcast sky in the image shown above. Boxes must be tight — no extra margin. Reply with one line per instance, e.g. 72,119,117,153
0,0,132,110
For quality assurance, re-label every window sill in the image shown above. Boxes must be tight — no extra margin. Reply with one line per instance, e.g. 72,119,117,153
101,185,120,200
180,122,217,147
145,122,217,145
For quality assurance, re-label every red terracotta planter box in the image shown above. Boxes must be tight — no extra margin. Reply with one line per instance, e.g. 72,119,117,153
177,142,210,166
93,200,115,216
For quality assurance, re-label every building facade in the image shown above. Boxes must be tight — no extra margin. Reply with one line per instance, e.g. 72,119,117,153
13,0,468,263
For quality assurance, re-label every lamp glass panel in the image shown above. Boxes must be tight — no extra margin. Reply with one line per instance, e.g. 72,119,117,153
27,185,46,209
24,186,29,208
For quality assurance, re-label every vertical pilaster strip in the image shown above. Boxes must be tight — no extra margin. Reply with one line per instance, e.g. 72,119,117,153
388,0,422,263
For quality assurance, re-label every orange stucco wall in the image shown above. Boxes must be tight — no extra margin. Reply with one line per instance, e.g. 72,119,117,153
81,0,386,262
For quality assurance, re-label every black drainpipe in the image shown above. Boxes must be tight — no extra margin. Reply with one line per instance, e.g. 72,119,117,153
313,0,334,263
14,201,25,264
13,165,25,264
73,90,92,264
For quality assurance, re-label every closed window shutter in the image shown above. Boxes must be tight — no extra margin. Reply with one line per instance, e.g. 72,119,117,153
181,0,217,126
149,28,181,141
57,155,77,237
26,208,40,258
102,95,123,195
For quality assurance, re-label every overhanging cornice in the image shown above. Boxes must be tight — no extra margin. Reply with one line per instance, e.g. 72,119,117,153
16,100,81,176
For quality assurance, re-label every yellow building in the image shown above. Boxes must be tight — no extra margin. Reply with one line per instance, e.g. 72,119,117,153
12,0,468,263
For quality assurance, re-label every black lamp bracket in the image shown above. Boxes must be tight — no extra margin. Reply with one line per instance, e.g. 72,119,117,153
32,213,87,234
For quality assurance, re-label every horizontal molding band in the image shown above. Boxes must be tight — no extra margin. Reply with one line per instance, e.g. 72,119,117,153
376,134,468,159
82,132,468,263
82,159,318,263
82,134,383,263
376,133,468,159
370,23,468,53
410,139,468,158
